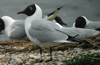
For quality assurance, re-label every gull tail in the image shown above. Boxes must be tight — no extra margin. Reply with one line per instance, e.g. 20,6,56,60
55,29,81,42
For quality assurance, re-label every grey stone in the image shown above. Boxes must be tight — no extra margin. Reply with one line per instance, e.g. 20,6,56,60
11,54,17,60
0,55,5,59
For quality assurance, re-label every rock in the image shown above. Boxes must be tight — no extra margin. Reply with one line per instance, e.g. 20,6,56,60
10,58,23,65
74,48,83,52
5,53,10,56
1,54,10,63
25,59,35,65
15,58,23,65
44,56,50,62
28,54,40,62
31,55,39,60
17,53,24,59
0,45,4,48
52,51,57,56
10,60,16,65
17,53,29,61
43,53,49,56
28,53,35,59
21,57,28,61
34,63,40,65
11,54,17,60
57,57,63,61
89,49,97,53
57,51,63,54
0,55,5,58
55,62,63,65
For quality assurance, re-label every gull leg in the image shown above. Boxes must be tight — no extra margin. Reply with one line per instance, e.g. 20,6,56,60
50,47,52,61
40,47,43,62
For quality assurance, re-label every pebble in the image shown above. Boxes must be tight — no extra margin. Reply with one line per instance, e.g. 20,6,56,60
28,53,35,59
25,59,35,64
57,51,63,54
10,58,23,65
21,57,28,61
74,48,83,51
34,63,40,65
11,54,18,60
10,60,16,65
57,57,63,61
0,55,5,58
15,58,23,64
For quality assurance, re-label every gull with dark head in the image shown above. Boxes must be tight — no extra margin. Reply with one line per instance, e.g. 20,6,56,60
73,16,100,30
17,4,75,62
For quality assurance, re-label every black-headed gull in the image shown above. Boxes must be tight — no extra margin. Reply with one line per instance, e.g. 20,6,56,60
73,16,100,30
17,4,100,62
17,4,75,62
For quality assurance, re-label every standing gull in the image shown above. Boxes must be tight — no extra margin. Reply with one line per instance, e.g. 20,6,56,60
17,4,75,62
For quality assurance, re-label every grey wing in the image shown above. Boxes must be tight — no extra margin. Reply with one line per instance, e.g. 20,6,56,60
29,19,68,43
46,20,60,29
86,22,100,29
10,20,26,39
60,27,100,39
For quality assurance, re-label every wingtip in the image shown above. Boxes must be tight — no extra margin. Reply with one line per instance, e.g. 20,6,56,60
57,6,64,10
95,28,100,31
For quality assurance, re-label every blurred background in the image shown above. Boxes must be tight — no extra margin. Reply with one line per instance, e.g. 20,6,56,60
0,0,100,26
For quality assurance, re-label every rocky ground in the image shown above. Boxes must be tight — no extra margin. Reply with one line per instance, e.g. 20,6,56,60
0,35,99,65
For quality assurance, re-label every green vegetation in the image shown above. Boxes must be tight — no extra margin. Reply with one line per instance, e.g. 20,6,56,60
62,53,100,65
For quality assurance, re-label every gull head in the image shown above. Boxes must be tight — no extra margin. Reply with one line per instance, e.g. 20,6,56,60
17,4,36,16
75,16,86,28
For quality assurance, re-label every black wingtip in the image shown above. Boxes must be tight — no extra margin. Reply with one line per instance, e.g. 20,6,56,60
95,28,100,31
55,29,80,42
48,6,64,16
57,6,64,10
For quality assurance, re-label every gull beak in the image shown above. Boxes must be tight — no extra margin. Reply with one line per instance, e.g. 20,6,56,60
17,11,24,14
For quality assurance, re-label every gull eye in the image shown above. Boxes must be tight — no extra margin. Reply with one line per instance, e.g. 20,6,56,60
29,7,33,11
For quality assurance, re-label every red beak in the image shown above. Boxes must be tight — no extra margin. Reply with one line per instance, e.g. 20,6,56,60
17,11,24,14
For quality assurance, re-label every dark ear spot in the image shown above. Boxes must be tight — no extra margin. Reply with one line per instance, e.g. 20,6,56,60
75,16,86,28
24,4,36,16
0,18,5,33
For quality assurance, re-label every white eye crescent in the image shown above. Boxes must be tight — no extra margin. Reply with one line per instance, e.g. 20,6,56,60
29,7,33,10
